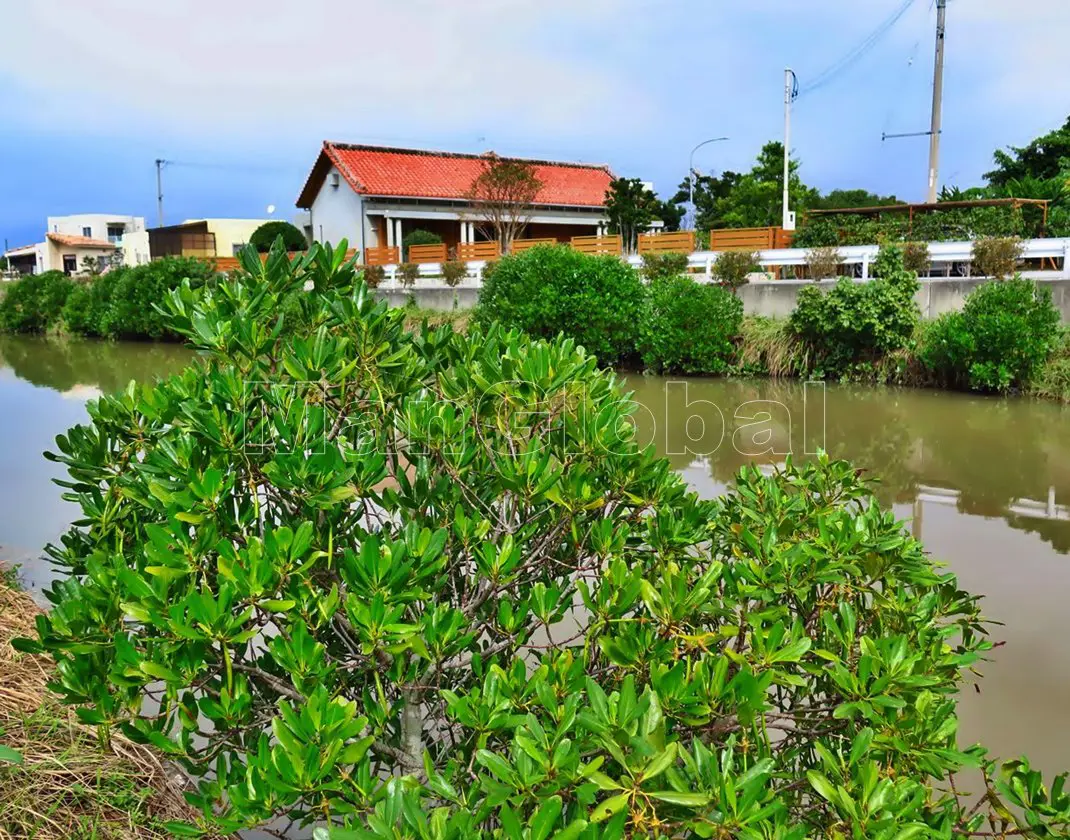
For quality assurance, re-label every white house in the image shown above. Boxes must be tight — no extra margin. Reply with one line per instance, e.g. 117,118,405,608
295,142,614,257
4,213,148,275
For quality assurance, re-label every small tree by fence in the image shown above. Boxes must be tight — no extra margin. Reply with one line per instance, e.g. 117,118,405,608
464,154,541,254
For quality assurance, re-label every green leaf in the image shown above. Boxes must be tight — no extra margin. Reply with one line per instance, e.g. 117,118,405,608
0,745,23,765
162,822,205,837
640,743,676,782
591,791,630,822
646,791,710,807
806,770,838,805
530,795,563,840
140,662,182,683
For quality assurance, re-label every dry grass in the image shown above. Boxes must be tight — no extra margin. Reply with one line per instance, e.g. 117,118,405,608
0,570,209,839
735,317,811,378
401,307,471,333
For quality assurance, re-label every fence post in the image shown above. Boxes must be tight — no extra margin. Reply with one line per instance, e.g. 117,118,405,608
861,253,870,281
705,255,713,279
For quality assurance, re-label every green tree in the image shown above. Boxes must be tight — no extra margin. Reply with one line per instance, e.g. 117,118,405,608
671,170,742,231
716,142,819,229
985,116,1070,187
604,177,659,253
249,220,308,253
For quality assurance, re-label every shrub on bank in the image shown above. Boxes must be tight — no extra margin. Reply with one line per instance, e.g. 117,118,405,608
0,271,74,333
713,249,760,292
639,252,689,282
476,244,644,365
639,275,742,374
790,245,920,376
22,239,1070,838
62,257,218,340
249,220,307,253
920,276,1061,392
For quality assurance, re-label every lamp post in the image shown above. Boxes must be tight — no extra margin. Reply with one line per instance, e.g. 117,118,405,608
689,137,729,230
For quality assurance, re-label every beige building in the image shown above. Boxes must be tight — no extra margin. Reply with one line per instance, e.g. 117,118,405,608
147,219,276,259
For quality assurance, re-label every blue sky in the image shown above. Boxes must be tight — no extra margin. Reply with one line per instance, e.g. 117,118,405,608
2,0,1068,248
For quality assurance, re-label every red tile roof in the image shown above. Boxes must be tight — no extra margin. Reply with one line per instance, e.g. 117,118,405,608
297,142,613,208
47,233,116,249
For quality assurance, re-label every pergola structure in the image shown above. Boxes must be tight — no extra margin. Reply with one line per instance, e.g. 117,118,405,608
807,198,1051,230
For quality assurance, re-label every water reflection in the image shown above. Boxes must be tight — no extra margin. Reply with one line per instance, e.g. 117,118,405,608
0,336,195,587
624,376,1070,552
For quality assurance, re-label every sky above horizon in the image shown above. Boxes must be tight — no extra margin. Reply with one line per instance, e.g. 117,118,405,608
2,0,1069,248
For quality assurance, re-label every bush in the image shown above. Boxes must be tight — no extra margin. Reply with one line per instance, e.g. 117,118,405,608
475,244,645,366
248,221,307,253
713,249,760,292
901,241,931,275
791,245,919,375
805,245,842,280
23,239,1070,837
639,275,742,374
362,264,385,289
440,259,468,287
98,257,217,340
920,276,1061,392
639,252,689,282
0,271,74,333
971,235,1024,279
398,262,421,287
401,228,443,260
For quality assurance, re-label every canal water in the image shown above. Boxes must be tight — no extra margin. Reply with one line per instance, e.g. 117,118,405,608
1,335,1068,783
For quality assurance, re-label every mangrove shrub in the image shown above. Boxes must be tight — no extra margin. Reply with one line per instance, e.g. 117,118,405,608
476,245,644,366
639,276,742,374
921,276,1061,392
791,245,920,376
23,242,1070,838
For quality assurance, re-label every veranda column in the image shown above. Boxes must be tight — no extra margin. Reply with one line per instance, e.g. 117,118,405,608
386,216,395,250
395,219,403,259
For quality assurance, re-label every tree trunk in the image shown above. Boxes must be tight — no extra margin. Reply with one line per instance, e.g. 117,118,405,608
400,687,423,772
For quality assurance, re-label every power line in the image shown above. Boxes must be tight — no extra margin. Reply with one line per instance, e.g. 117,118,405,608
799,0,917,97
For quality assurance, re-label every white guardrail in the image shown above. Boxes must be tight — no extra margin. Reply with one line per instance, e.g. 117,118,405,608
374,237,1070,289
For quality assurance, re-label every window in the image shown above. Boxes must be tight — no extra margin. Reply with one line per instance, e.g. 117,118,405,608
107,224,125,244
62,255,77,275
232,243,246,256
82,226,92,237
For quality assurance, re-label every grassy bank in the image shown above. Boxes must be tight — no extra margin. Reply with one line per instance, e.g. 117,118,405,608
732,316,1070,402
0,568,206,839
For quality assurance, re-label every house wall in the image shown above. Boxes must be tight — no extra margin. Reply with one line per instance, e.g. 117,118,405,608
121,230,151,265
44,240,115,275
46,214,145,242
309,166,366,250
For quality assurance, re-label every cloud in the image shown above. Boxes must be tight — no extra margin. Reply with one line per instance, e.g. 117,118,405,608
0,0,652,140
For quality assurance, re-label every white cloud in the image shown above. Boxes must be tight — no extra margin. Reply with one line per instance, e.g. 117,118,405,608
0,0,651,139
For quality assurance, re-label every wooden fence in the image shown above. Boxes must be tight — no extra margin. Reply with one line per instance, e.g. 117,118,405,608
407,243,448,264
364,246,400,266
457,241,501,261
637,231,695,255
510,238,558,253
709,227,793,251
571,234,622,256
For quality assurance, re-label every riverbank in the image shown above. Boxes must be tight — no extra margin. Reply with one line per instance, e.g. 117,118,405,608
0,568,205,839
735,315,1070,402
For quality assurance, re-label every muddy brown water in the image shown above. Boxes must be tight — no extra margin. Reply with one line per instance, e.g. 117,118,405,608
1,335,1067,787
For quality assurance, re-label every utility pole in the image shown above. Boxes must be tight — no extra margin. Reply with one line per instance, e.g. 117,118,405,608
926,0,947,203
155,159,168,227
783,68,798,230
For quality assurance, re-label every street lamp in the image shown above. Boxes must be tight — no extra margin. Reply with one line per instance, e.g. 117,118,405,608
689,137,729,230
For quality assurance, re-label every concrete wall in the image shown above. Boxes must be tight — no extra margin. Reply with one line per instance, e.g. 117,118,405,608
198,219,273,257
374,286,480,311
738,277,1070,323
371,277,1070,322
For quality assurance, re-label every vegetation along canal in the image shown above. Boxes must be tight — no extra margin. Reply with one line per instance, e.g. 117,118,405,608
2,335,1068,785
